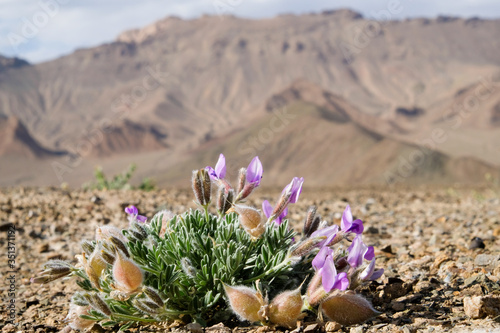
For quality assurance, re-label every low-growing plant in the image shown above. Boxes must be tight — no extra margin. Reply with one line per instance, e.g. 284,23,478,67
83,164,156,191
33,154,384,331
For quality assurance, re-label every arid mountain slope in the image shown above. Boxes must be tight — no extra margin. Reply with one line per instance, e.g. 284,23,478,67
0,10,499,186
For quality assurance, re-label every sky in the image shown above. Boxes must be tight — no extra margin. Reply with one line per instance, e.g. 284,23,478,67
1,0,499,63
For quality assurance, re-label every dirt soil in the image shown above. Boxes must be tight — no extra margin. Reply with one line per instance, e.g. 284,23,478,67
1,186,500,333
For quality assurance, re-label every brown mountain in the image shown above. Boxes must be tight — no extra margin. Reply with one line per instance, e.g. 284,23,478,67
0,10,499,186
0,116,65,158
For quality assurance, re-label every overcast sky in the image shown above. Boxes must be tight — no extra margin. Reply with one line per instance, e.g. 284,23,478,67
1,0,499,63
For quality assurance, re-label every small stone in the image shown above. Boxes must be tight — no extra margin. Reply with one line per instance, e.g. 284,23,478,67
381,245,394,254
38,243,50,253
474,254,495,267
349,326,364,333
325,321,342,332
186,323,203,333
2,324,16,333
391,301,405,311
469,237,486,250
464,295,500,319
304,324,319,333
206,323,231,333
493,227,500,237
90,195,102,204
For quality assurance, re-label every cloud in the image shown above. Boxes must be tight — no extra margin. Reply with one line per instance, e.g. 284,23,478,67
0,0,499,63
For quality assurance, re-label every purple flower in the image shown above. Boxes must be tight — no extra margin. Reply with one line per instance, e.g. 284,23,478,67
341,205,364,234
347,234,374,268
283,177,304,204
246,156,263,186
206,154,226,180
125,205,147,223
262,200,288,225
312,247,349,292
359,258,384,281
310,224,339,248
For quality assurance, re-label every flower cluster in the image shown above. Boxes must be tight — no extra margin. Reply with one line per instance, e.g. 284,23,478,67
31,154,383,330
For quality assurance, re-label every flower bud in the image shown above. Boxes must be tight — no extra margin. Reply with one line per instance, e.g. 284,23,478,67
96,226,126,243
321,292,381,326
181,257,197,278
112,250,143,293
217,186,234,214
290,236,327,258
143,286,164,308
202,168,212,205
64,304,94,331
133,299,160,315
100,249,116,265
110,290,130,301
130,221,148,240
223,284,266,323
192,169,211,206
303,206,320,237
236,167,247,195
268,287,303,328
109,236,129,257
86,293,111,317
82,246,108,290
81,240,95,256
71,292,90,307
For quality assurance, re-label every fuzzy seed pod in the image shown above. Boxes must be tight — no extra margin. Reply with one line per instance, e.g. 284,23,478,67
224,284,266,323
268,287,303,328
64,304,94,331
233,204,265,238
233,204,262,230
321,291,381,326
112,250,143,293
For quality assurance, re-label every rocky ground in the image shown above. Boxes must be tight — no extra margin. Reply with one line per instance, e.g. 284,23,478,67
1,186,499,333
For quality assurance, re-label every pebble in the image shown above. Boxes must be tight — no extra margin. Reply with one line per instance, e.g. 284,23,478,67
469,237,486,250
464,295,500,319
325,321,342,332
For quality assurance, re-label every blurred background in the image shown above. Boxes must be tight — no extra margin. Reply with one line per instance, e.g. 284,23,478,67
1,0,499,188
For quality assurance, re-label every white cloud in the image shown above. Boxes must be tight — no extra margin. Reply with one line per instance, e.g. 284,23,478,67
0,0,499,63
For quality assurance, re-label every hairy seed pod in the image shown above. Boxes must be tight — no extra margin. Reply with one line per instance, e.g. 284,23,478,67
112,250,143,293
268,286,303,328
321,291,381,326
223,284,266,323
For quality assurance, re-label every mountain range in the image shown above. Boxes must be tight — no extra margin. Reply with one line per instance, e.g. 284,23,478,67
1,9,499,187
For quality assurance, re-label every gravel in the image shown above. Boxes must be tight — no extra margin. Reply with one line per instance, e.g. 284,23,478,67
1,186,499,332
